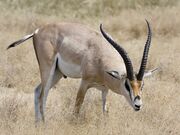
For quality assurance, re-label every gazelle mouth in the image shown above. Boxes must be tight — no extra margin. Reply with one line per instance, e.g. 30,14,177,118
134,104,141,111
134,108,140,111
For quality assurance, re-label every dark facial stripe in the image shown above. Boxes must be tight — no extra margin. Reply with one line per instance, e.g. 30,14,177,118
125,80,132,101
125,80,130,92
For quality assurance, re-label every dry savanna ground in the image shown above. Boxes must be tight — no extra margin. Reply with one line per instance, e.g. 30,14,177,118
0,0,180,135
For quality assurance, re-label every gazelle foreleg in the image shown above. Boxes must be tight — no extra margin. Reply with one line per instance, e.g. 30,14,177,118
101,89,108,113
73,80,89,115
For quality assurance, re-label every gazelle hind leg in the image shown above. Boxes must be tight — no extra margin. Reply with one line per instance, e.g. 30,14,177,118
43,66,63,113
34,84,42,123
36,58,62,122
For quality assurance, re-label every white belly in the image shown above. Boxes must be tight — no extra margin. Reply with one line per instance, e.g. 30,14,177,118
57,54,81,78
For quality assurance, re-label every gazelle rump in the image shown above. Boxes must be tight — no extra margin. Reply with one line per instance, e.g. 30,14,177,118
7,21,155,122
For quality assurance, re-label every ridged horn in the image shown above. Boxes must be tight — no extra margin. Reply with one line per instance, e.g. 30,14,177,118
100,24,134,81
137,20,152,81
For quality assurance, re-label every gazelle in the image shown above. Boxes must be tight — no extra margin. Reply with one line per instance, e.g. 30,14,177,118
7,20,156,122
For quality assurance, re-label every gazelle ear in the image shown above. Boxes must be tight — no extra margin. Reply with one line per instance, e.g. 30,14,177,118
106,71,121,80
144,68,158,78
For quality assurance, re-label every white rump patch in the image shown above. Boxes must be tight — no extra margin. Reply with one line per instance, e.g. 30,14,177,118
57,54,81,78
34,28,39,34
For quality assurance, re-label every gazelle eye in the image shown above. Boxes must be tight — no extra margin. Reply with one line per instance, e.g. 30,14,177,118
106,71,120,80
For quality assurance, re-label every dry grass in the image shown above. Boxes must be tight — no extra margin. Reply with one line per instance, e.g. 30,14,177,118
0,0,180,135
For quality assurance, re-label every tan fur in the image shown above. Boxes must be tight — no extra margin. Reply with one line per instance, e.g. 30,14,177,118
31,23,127,121
9,22,142,122
130,81,142,97
33,23,126,86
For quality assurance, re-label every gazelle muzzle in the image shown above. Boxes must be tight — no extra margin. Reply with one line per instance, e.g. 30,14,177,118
133,95,142,111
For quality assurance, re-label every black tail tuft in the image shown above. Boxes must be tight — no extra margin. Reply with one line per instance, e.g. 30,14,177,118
7,45,14,50
7,41,20,50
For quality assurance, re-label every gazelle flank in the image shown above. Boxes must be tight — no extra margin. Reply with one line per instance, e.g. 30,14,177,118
7,20,156,123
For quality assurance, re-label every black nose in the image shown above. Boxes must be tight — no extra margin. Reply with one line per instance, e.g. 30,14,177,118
134,105,141,111
135,104,141,109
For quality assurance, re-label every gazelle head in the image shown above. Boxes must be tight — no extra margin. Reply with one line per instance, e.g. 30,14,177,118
100,20,153,111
